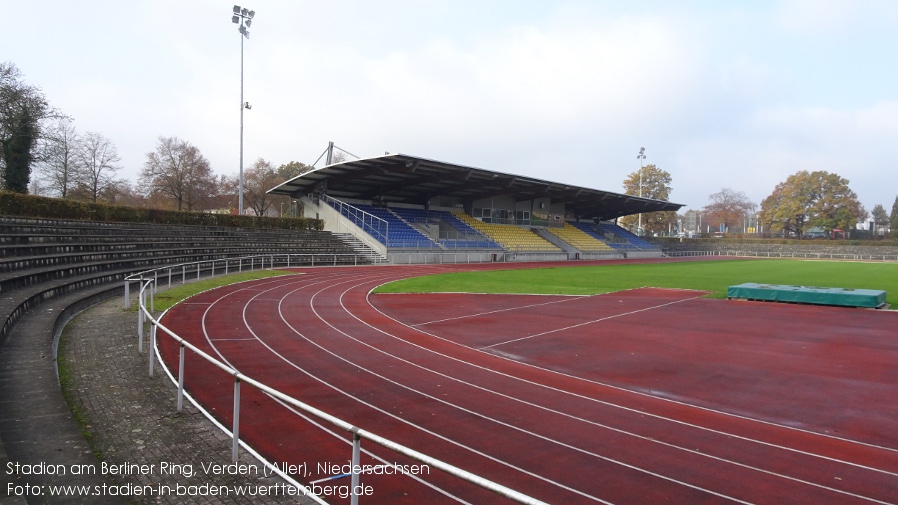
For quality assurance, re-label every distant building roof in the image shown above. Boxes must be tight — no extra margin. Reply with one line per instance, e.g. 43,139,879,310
268,153,683,221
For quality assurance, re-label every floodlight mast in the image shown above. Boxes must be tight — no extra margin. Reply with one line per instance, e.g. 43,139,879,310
232,5,255,215
637,147,646,236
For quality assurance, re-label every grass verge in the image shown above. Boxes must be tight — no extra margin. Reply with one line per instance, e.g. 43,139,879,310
135,269,296,313
374,259,898,307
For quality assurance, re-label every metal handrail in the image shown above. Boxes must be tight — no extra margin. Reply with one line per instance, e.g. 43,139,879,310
664,250,898,262
134,278,548,505
123,253,381,307
323,195,389,246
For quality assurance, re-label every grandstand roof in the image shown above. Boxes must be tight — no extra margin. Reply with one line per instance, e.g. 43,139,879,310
268,153,683,221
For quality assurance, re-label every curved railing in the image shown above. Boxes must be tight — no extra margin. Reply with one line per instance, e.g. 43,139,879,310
123,253,383,307
665,250,898,262
131,277,548,505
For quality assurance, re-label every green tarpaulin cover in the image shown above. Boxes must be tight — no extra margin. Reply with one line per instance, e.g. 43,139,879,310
727,283,886,308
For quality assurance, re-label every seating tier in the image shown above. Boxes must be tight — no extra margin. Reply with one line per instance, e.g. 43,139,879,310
452,212,561,252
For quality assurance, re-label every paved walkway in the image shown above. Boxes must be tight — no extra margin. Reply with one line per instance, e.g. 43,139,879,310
2,294,313,504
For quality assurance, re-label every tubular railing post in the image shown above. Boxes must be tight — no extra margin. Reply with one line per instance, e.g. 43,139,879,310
149,324,156,377
150,280,155,313
138,283,145,353
211,260,215,279
197,262,200,280
168,268,172,289
225,259,229,275
350,430,362,505
182,265,186,284
232,377,241,463
121,248,552,505
124,281,130,308
177,343,185,413
239,258,242,272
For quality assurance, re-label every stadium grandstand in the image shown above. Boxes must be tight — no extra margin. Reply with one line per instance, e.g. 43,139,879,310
268,153,684,263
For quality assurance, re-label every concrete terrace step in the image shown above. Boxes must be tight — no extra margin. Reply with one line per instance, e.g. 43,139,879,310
0,215,361,504
0,218,323,236
1,245,366,290
0,230,336,245
0,217,369,346
0,250,365,346
0,284,129,505
0,240,357,264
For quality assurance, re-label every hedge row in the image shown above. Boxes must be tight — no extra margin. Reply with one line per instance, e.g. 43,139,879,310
0,191,323,230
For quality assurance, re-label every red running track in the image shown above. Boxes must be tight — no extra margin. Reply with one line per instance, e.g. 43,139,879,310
158,262,898,504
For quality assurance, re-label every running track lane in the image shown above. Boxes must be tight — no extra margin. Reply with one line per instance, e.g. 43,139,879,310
158,264,898,504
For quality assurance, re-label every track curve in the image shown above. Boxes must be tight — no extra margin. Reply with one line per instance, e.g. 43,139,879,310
158,263,898,505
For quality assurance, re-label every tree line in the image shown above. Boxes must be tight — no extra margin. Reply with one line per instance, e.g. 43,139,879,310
1,62,310,217
622,164,896,240
5,61,895,236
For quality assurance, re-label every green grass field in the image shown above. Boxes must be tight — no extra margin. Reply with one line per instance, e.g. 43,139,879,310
374,259,898,308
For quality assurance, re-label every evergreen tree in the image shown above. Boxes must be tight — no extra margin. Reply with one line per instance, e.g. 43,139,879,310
2,105,37,192
1,62,51,193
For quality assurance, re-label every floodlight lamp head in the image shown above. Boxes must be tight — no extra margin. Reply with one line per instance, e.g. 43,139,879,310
245,19,251,28
638,147,645,156
232,15,239,23
241,7,248,16
244,102,252,109
248,10,255,18
233,5,241,14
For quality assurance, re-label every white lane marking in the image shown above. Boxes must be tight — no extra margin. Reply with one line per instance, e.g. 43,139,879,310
327,279,897,503
482,295,705,349
412,295,588,327
267,272,745,503
197,270,472,503
364,278,898,461
181,268,896,505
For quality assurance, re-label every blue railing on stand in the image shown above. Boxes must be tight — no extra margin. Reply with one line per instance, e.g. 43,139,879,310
324,195,390,246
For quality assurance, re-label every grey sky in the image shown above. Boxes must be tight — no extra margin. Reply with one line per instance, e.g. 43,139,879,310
7,0,898,213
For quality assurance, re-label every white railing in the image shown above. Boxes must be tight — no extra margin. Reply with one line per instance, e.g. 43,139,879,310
665,250,898,262
123,253,384,308
132,278,548,505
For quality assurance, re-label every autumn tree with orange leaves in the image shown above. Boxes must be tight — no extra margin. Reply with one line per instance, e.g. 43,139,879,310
760,170,866,238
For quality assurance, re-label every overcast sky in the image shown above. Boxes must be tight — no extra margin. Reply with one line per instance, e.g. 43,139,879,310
7,0,898,213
